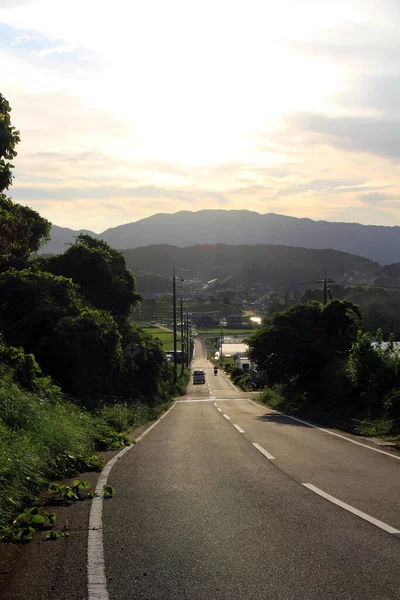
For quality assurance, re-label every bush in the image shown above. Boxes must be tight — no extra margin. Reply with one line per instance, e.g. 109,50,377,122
259,386,284,409
231,367,244,380
0,358,170,537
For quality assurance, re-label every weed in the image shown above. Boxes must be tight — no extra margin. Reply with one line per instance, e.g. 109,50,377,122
103,484,115,498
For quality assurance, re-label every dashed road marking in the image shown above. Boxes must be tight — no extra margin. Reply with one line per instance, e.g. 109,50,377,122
223,414,231,420
252,442,275,460
217,407,223,412
233,424,245,434
302,484,400,535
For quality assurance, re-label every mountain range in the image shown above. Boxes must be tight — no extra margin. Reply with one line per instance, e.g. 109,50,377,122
123,244,380,292
41,210,400,264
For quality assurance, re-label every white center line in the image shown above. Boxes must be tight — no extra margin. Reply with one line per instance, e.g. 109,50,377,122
252,442,275,460
302,483,400,535
217,407,222,412
223,414,231,420
233,424,245,434
213,402,217,406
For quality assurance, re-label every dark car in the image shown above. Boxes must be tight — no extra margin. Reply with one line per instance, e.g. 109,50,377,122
193,370,205,384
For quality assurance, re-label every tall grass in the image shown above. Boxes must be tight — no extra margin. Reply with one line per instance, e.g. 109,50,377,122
0,367,169,536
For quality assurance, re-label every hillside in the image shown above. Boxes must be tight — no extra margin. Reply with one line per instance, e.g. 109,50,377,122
41,210,400,264
122,244,379,290
373,263,400,288
42,225,98,254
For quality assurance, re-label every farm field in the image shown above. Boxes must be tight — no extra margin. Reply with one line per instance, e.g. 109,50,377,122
196,328,255,336
142,327,182,351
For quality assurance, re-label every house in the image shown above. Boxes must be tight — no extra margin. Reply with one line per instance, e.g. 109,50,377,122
195,315,219,328
226,313,243,328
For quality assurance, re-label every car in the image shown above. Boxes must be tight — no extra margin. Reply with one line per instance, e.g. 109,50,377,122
193,370,205,384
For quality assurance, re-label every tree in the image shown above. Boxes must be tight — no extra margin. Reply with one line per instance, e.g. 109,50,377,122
0,93,20,193
247,300,362,396
0,268,123,405
42,308,122,406
0,93,50,269
39,235,141,319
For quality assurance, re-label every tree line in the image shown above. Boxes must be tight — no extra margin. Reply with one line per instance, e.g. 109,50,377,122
0,93,182,411
248,300,400,434
0,93,188,536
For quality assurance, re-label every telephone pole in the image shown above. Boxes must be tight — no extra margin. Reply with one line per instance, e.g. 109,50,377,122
180,298,184,375
169,267,185,384
316,269,334,306
186,310,190,368
173,266,177,383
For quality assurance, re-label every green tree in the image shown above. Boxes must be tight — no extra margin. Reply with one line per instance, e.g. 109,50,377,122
43,308,122,406
116,320,173,406
248,300,362,396
0,93,50,269
39,235,141,319
0,268,123,405
0,93,20,193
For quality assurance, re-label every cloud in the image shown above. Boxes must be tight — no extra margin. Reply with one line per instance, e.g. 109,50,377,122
279,178,366,197
34,44,77,57
336,75,400,117
290,40,400,64
359,192,396,205
281,112,400,160
10,183,230,206
229,185,272,196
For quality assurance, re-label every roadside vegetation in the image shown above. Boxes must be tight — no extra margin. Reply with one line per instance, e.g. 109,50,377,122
0,93,187,538
248,300,400,437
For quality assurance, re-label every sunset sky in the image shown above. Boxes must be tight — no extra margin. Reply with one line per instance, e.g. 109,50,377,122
1,0,399,231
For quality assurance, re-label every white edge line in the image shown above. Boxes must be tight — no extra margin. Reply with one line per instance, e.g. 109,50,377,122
221,370,239,391
223,414,231,420
252,442,275,460
233,424,245,434
217,407,222,412
302,483,400,535
247,400,400,461
87,401,177,600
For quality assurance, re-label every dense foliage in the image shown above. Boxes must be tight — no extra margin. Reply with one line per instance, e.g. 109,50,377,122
38,234,141,318
302,284,400,339
248,300,400,431
0,93,186,535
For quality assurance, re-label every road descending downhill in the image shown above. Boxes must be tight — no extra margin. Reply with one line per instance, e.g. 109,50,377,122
101,339,400,600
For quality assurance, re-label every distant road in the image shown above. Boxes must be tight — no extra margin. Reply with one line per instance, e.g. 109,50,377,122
102,338,400,599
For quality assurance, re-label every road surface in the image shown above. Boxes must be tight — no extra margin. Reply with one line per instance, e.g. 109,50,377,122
2,338,398,599
102,338,400,599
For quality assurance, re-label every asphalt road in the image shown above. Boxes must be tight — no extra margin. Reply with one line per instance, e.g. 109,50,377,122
103,339,400,599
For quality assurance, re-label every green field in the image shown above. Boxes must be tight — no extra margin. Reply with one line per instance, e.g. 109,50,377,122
196,328,255,336
143,327,182,351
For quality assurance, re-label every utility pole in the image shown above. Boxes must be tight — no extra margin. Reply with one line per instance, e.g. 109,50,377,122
180,298,184,375
316,269,334,306
220,323,223,365
168,267,185,384
186,310,189,368
173,266,177,384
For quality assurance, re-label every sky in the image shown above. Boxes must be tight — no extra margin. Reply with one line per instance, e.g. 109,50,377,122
1,0,400,232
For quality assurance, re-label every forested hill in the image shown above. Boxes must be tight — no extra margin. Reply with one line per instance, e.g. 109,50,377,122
122,244,379,289
43,210,400,264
